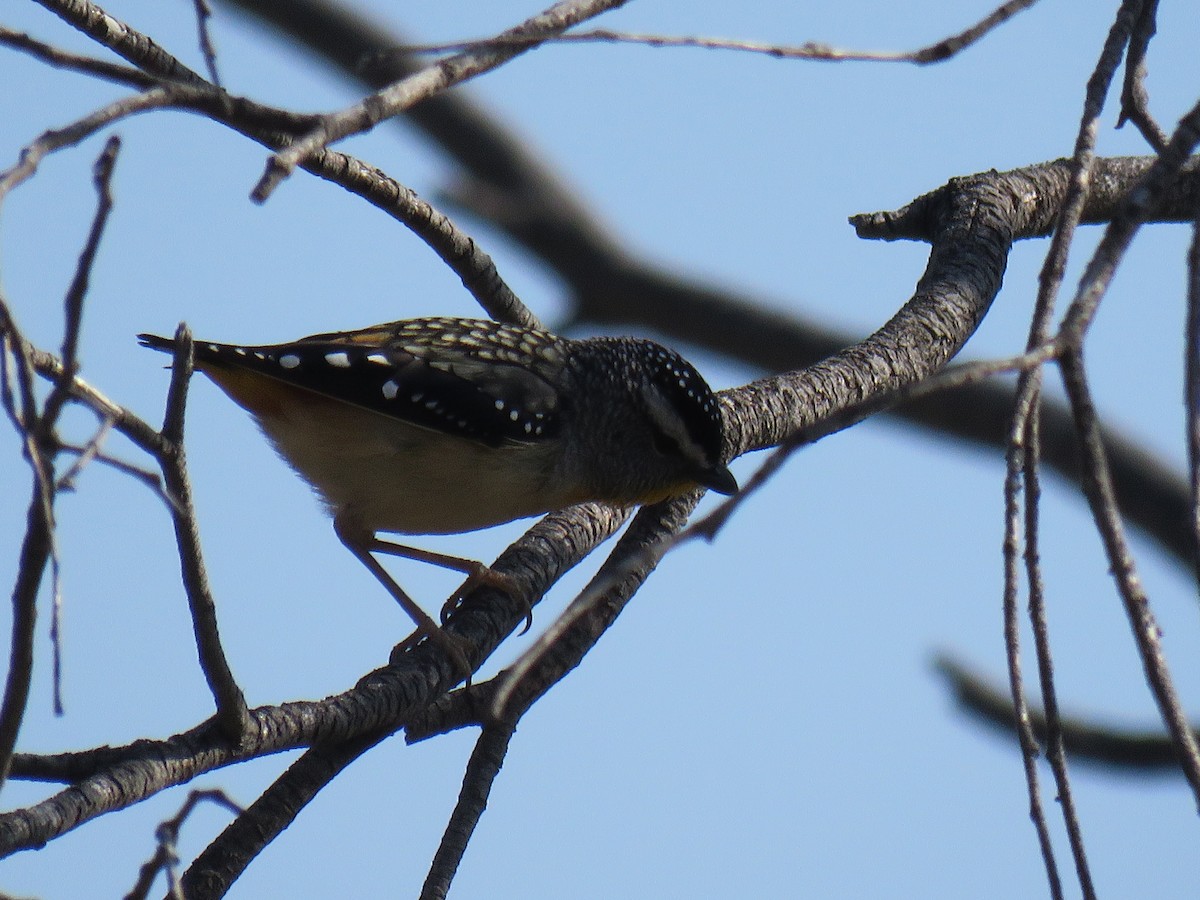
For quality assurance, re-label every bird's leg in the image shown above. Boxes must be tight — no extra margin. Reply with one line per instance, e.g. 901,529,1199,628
360,536,531,633
333,517,473,682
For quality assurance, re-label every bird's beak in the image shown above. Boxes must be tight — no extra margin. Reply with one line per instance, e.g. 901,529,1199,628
698,463,738,495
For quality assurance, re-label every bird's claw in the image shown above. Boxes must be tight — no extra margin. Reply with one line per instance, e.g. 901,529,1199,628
439,567,532,634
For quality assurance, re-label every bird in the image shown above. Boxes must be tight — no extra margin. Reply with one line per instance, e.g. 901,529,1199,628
139,316,737,676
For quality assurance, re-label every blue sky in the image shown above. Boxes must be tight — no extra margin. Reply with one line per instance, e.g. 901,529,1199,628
3,1,1200,897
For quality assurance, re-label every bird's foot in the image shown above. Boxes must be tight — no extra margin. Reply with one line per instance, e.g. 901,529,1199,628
439,565,532,634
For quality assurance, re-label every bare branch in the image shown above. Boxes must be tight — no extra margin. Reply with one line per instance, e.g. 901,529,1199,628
189,0,223,88
1117,1,1169,152
1003,399,1064,900
40,136,119,444
0,89,173,202
997,5,1145,891
0,25,158,87
0,300,56,796
46,135,121,719
0,135,123,790
126,789,243,900
1045,93,1200,806
421,724,515,900
1188,218,1200,582
29,350,168,457
178,737,378,899
154,327,250,742
1023,409,1095,899
1059,349,1200,806
31,0,212,84
394,0,1041,66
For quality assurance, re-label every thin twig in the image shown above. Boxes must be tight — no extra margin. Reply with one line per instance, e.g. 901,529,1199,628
1117,1,1168,152
997,3,1140,891
1002,394,1063,900
125,788,243,900
35,134,118,434
53,418,115,492
1060,349,1200,806
1048,90,1200,807
30,349,168,457
0,89,173,201
1188,215,1200,583
1059,101,1200,345
190,0,222,88
0,26,158,87
54,433,168,498
1024,408,1095,898
0,298,57,796
393,0,1041,66
155,326,251,742
40,136,122,719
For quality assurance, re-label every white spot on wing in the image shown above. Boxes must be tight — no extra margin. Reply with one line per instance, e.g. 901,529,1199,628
382,380,399,400
279,354,301,369
325,351,351,368
366,353,389,366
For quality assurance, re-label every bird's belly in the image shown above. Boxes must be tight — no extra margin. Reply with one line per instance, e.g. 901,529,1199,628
251,395,576,535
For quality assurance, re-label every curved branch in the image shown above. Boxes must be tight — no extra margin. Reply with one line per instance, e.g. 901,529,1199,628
221,0,1198,571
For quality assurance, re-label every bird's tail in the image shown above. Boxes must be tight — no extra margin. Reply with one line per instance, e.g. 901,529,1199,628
137,333,176,354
